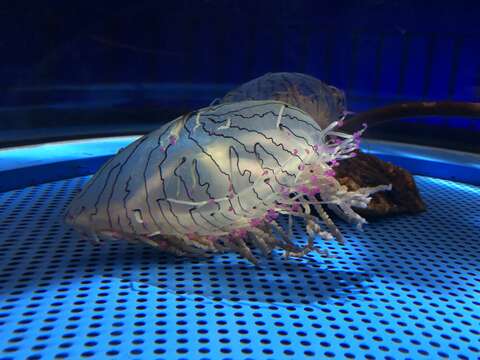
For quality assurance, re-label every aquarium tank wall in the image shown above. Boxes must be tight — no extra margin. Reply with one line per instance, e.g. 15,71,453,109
1,0,479,151
0,2,479,360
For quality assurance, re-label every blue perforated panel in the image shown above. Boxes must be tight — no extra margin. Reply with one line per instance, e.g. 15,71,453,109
0,176,479,359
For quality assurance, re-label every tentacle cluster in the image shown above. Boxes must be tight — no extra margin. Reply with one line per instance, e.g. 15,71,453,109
157,120,391,265
70,105,391,266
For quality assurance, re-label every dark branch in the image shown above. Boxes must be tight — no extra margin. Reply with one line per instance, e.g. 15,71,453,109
343,101,480,132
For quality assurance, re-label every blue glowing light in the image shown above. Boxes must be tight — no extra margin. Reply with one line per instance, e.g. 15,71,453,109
0,137,479,193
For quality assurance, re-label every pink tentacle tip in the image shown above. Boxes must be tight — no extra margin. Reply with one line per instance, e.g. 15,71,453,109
353,131,362,140
234,228,248,238
297,185,310,194
267,208,278,217
264,209,279,222
325,169,336,177
291,203,301,212
261,170,269,176
313,144,319,151
298,164,305,171
293,149,299,155
159,146,165,152
337,119,344,127
208,198,216,205
329,159,339,167
310,175,318,183
228,206,234,212
249,217,263,227
186,233,197,240
169,135,177,145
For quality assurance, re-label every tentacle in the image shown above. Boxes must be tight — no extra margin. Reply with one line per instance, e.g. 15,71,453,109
212,237,231,252
186,236,217,251
255,226,281,252
163,235,211,258
309,197,344,244
328,203,366,230
140,234,195,257
265,220,308,258
228,237,259,265
288,214,293,239
269,220,289,244
285,217,317,258
87,231,101,245
259,224,280,249
246,230,272,256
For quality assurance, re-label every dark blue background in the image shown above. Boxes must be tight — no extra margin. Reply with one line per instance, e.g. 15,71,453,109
1,0,479,148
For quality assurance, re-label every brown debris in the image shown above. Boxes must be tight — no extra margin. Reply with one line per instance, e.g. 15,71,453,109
334,151,426,219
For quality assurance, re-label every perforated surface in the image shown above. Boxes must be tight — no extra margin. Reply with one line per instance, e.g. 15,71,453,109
0,176,479,360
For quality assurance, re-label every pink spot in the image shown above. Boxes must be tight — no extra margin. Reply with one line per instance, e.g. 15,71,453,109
305,149,310,154
297,185,309,193
313,144,319,151
186,233,196,240
169,135,177,145
280,186,290,197
159,146,165,152
208,198,216,205
228,183,234,192
310,175,318,183
329,159,339,167
263,209,279,223
228,207,234,212
262,170,269,176
298,164,305,171
293,149,298,155
250,218,262,227
267,208,278,219
325,169,336,177
291,203,300,212
337,119,344,127
309,186,321,196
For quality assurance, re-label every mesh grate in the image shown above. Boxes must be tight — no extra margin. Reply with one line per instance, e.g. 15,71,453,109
0,176,479,360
